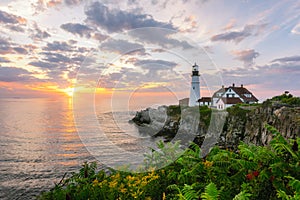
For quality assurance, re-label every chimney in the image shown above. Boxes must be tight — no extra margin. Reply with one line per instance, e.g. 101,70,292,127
241,84,243,88
232,83,235,87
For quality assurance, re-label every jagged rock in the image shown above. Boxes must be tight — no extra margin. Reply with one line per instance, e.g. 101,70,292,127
131,104,300,148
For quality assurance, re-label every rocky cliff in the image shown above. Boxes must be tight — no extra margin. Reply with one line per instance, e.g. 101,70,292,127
131,104,300,148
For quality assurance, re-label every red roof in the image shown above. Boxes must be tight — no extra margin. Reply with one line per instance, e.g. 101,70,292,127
219,97,243,104
198,97,212,102
229,86,258,103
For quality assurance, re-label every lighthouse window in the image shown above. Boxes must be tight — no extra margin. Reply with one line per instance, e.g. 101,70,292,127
193,87,195,89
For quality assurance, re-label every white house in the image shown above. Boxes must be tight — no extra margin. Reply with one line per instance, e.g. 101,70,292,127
212,83,258,110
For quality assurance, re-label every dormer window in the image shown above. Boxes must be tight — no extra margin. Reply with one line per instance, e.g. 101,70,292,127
244,94,252,98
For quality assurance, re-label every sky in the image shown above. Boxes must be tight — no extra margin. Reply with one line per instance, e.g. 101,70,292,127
0,0,300,105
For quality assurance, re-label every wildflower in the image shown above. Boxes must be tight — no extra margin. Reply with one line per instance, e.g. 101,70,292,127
204,160,213,168
246,173,254,180
109,180,118,188
92,179,99,186
120,188,127,193
252,171,259,177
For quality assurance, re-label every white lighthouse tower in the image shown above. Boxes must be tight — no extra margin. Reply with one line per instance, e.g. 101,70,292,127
189,63,200,107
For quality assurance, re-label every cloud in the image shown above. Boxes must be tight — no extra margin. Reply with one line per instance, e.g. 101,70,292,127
222,19,236,31
84,1,176,32
232,49,260,67
0,10,26,24
13,47,28,54
134,59,178,79
129,28,193,49
41,52,71,63
61,23,92,37
222,57,300,93
64,0,83,6
0,67,36,82
0,38,12,54
29,23,51,41
61,23,108,41
0,57,10,63
0,37,29,54
291,23,300,34
5,24,25,32
43,41,73,52
272,55,300,63
100,39,145,55
211,23,268,43
134,59,177,70
29,61,58,69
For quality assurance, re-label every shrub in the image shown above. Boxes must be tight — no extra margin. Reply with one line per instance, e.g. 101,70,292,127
39,125,300,200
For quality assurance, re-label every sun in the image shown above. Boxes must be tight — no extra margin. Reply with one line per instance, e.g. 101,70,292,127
63,87,74,97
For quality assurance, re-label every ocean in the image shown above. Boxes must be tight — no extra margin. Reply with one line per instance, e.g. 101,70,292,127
0,97,161,199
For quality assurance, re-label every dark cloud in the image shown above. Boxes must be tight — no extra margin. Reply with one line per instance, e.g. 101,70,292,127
60,23,92,37
130,28,193,49
272,55,300,63
60,23,107,41
13,47,28,54
0,10,26,24
232,49,260,67
134,59,177,70
0,67,35,82
5,24,25,32
85,1,176,32
0,38,11,54
134,59,178,78
64,0,83,5
222,61,300,92
0,37,29,54
43,41,73,52
211,23,268,43
100,39,145,55
41,52,71,63
0,57,10,63
29,61,58,69
29,23,51,41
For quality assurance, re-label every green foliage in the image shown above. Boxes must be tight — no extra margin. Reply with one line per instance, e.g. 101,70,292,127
199,105,212,127
201,182,219,200
265,93,300,106
226,105,250,120
39,125,300,200
271,93,294,101
282,97,300,106
167,105,181,116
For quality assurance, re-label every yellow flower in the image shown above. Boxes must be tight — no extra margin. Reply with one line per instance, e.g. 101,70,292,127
99,179,107,187
120,188,127,193
92,179,99,186
109,180,118,188
204,160,213,168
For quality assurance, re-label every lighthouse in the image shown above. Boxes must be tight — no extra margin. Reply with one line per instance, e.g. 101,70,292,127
189,63,200,107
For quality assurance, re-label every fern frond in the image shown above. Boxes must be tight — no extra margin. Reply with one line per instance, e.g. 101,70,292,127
286,176,300,193
182,184,199,200
232,190,252,200
201,182,219,200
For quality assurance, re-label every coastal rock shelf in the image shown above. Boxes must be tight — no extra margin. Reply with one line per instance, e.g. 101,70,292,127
131,104,300,149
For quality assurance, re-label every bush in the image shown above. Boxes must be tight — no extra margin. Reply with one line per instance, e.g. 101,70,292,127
39,126,300,200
